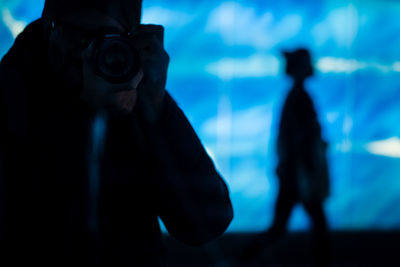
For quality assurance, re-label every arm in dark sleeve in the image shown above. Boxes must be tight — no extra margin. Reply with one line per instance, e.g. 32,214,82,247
299,95,322,172
140,92,233,246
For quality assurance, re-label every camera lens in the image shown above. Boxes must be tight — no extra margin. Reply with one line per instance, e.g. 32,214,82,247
94,37,140,84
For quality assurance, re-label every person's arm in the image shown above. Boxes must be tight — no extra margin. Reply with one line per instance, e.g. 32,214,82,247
139,92,233,246
126,25,232,245
298,94,322,173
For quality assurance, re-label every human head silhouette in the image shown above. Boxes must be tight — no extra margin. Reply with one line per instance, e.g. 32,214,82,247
42,0,143,90
283,48,314,83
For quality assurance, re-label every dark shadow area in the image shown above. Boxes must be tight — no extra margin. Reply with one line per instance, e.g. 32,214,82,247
163,231,400,266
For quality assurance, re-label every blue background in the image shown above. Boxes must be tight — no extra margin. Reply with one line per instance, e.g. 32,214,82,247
1,0,400,231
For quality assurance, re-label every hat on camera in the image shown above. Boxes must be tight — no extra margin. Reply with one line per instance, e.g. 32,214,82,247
42,0,143,32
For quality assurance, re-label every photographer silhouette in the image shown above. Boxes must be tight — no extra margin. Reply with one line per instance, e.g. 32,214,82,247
0,1,233,266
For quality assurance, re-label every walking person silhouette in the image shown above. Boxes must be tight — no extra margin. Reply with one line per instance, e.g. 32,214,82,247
238,48,330,266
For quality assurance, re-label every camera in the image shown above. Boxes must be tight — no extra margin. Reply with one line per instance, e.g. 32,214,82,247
91,34,140,84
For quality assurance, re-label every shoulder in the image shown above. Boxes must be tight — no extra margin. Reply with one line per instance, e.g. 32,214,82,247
0,19,47,98
0,19,47,123
1,19,46,70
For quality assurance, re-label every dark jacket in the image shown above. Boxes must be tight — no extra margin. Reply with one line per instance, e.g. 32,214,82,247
0,19,233,266
276,83,327,195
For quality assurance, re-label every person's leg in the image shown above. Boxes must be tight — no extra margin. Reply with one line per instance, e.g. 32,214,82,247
267,186,298,239
237,186,297,263
304,201,330,266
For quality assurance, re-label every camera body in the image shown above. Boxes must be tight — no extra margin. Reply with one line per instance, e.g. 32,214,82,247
91,33,140,84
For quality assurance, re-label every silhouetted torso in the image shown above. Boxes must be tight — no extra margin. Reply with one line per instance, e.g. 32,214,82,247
0,20,233,266
277,82,321,191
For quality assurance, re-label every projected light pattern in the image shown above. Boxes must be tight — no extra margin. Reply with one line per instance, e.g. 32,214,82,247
1,0,400,231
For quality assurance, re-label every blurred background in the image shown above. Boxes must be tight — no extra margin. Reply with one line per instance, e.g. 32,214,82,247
1,0,399,233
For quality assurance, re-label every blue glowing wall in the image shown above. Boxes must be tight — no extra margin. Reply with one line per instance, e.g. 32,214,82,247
1,0,400,231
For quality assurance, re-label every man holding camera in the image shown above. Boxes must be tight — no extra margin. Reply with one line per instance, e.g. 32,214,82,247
0,0,233,266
